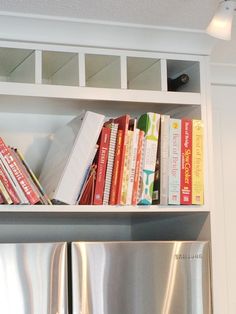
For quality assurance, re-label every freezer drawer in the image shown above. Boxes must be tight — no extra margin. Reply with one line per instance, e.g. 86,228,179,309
72,241,211,314
0,242,68,314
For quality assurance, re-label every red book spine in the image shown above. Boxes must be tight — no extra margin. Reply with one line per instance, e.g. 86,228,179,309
109,130,123,205
93,127,111,205
0,164,20,204
113,115,130,204
132,130,144,205
180,119,192,204
0,138,40,204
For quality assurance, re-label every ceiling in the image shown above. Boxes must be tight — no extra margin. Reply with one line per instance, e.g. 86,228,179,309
0,0,218,30
0,0,236,64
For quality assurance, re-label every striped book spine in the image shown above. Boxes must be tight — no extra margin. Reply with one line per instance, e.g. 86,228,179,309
109,130,123,205
103,123,118,205
93,127,110,205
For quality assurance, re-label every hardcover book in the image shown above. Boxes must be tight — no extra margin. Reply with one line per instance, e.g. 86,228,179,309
102,123,118,205
192,120,204,205
126,127,140,205
160,115,170,205
0,138,40,205
109,129,123,205
0,154,29,204
109,115,130,205
168,118,181,205
131,130,144,205
121,130,133,205
137,112,160,205
13,148,52,205
39,111,105,205
93,127,111,205
180,119,192,205
0,162,20,204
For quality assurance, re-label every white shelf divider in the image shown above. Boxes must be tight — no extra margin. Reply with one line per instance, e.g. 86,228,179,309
35,50,42,84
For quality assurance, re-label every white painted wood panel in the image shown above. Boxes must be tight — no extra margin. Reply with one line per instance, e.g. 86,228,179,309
212,85,236,314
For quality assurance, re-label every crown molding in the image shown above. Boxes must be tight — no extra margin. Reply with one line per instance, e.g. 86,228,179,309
0,12,217,55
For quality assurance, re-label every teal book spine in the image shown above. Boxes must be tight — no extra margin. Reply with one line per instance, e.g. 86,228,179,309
137,112,160,205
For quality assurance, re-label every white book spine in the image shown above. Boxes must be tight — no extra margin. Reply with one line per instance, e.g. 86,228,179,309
103,123,118,205
0,154,29,204
168,118,181,205
160,115,170,205
126,128,139,205
137,113,160,205
40,111,105,205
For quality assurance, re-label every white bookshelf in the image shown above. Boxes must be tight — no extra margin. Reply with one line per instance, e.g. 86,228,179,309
0,35,221,312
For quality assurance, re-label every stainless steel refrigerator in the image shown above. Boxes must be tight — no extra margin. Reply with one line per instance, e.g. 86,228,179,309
72,241,211,314
0,242,68,314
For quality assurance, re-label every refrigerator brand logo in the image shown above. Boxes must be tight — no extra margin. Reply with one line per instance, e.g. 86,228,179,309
175,253,203,260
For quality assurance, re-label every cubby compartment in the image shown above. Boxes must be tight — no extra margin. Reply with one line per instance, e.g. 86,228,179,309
167,60,200,93
42,51,79,86
0,47,35,83
127,57,162,91
85,54,121,88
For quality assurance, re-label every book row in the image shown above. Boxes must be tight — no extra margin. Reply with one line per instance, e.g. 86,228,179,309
39,111,204,206
0,138,51,205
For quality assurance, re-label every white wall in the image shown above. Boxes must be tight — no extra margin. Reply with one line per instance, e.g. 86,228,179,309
211,84,236,314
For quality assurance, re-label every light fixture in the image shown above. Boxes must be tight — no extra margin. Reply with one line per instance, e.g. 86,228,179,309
206,0,236,40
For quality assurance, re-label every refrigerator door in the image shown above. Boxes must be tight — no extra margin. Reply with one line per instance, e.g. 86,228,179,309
72,241,211,314
0,242,68,314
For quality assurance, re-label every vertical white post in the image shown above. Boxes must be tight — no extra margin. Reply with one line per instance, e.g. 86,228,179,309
79,53,86,87
35,50,42,84
120,55,127,89
160,59,168,91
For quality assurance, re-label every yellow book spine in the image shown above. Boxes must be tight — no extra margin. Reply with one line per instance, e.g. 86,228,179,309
192,120,204,205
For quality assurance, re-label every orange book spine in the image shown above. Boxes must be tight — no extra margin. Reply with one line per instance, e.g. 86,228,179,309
109,130,123,205
132,130,144,205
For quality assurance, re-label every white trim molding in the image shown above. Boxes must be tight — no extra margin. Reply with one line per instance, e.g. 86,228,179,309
0,12,216,55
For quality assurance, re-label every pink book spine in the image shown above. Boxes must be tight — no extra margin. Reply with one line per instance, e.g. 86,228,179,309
0,138,40,204
0,164,20,204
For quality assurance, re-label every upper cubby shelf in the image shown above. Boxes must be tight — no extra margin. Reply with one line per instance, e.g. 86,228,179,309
0,47,35,83
42,51,79,86
0,44,202,105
